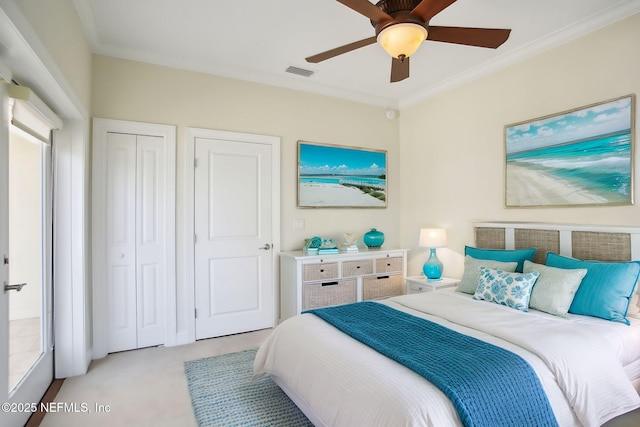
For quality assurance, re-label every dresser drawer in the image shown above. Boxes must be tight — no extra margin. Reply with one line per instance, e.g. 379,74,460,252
363,274,404,300
303,262,339,282
375,257,403,274
342,259,374,277
302,279,357,310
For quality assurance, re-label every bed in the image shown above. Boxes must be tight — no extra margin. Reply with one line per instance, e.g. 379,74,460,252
254,222,640,426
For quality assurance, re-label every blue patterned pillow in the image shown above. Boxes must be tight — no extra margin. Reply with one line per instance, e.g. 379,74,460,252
473,267,540,312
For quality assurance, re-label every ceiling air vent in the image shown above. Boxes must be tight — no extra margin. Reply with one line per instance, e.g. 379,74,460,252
286,66,314,77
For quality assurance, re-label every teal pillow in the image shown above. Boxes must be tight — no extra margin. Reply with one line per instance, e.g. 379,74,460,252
523,260,587,317
456,256,518,294
473,267,539,311
546,252,640,325
465,246,536,272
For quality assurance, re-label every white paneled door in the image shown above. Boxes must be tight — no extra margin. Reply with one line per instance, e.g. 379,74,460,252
93,119,176,357
105,133,166,352
194,136,276,339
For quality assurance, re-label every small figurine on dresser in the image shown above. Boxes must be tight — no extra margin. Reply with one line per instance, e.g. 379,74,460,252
340,232,359,252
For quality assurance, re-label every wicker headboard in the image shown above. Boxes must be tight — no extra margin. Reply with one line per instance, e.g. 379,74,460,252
474,222,640,264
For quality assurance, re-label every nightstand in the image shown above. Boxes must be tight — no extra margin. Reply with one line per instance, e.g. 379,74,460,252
405,276,459,294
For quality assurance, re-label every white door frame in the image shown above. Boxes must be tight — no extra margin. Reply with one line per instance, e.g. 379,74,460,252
1,3,91,378
92,118,176,358
183,127,280,345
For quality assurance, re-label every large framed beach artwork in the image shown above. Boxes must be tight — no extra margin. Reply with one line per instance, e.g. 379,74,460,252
297,141,387,208
505,94,635,207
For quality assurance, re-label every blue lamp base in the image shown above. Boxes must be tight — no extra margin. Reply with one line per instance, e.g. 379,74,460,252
423,248,443,280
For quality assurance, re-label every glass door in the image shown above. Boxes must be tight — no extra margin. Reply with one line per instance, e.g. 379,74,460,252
0,89,53,427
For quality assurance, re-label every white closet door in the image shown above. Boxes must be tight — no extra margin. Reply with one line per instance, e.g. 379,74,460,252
106,132,137,352
93,118,175,358
136,135,165,348
106,133,165,352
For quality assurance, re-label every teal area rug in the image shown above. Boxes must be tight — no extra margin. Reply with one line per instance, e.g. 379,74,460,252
184,349,313,427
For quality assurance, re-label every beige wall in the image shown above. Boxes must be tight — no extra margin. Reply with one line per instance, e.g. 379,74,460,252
399,13,640,277
16,0,92,113
91,55,402,254
93,13,640,280
16,2,639,285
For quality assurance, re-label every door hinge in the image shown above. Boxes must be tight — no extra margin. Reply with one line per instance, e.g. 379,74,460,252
194,308,198,318
194,158,198,168
194,234,197,243
3,256,8,265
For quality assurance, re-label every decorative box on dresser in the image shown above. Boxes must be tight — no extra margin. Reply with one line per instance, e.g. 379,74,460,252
279,248,409,321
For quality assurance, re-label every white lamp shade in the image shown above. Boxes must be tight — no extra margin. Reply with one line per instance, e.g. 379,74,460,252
419,228,447,248
377,23,427,59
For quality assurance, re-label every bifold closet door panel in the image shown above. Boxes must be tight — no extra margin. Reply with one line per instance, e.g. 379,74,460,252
135,135,165,348
106,132,137,352
105,133,166,352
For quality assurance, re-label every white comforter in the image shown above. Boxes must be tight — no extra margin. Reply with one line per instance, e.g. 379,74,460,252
254,291,640,427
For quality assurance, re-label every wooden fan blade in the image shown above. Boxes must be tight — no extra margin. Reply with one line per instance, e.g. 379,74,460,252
411,0,457,22
390,57,410,83
337,0,393,24
306,36,377,63
428,26,511,48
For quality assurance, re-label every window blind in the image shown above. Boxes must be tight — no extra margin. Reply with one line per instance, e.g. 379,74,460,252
6,83,62,144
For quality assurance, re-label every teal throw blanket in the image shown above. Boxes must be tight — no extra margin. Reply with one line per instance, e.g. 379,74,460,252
305,302,558,427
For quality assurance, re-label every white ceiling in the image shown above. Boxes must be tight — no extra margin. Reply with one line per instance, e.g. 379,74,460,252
73,0,640,109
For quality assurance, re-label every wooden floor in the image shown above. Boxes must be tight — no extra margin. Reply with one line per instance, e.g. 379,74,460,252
25,379,64,427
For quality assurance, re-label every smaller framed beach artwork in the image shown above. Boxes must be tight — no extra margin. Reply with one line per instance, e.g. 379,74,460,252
297,141,387,208
505,94,635,208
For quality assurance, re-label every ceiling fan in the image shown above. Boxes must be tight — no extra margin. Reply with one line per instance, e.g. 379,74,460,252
306,0,511,82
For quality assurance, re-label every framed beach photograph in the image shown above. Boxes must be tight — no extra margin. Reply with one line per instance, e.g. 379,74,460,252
297,141,387,208
505,94,635,207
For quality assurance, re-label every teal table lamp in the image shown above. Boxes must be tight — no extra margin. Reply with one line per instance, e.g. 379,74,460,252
419,228,447,280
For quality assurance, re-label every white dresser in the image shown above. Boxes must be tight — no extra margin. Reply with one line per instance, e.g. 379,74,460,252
279,248,409,321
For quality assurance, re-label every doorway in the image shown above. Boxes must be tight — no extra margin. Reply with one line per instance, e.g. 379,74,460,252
0,85,56,427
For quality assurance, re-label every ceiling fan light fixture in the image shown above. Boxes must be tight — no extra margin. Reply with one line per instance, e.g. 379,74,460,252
377,23,427,59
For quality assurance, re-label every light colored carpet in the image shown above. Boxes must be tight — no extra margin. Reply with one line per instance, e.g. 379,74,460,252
185,349,312,427
41,329,273,427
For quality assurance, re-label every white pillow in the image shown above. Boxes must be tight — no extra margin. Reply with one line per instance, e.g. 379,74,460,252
524,260,587,317
456,255,518,294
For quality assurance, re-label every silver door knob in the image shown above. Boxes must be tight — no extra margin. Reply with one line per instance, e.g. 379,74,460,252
4,282,27,292
258,243,272,250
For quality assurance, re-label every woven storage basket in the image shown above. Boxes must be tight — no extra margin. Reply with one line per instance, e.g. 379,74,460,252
342,259,374,277
375,257,403,274
302,262,339,282
363,274,403,300
302,279,357,310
